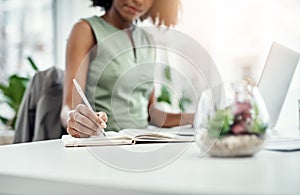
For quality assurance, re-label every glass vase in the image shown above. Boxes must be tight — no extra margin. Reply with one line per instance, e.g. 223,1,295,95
194,80,270,157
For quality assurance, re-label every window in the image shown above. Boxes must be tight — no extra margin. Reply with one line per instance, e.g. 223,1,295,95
0,0,54,81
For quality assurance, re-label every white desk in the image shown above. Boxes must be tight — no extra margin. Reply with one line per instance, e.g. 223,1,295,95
0,140,299,194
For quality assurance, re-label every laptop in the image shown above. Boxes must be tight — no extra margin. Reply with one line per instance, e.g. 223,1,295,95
257,42,300,151
257,42,300,129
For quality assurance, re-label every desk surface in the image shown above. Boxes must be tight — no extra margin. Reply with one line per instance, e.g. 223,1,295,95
0,140,300,195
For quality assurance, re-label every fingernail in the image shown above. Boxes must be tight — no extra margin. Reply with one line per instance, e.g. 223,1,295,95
101,123,107,128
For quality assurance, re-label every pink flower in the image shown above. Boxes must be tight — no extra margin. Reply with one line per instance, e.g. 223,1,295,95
232,123,247,134
232,101,252,122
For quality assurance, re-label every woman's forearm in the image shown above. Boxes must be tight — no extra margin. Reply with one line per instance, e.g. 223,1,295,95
60,105,71,129
148,105,194,128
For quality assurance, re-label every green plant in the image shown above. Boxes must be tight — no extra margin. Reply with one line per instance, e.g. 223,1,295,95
0,57,39,129
156,66,192,112
157,85,172,105
208,108,233,137
208,103,268,138
179,94,192,112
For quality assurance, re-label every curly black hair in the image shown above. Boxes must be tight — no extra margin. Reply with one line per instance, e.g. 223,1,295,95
90,0,181,26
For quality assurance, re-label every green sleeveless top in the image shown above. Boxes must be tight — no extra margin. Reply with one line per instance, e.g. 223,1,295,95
83,16,155,132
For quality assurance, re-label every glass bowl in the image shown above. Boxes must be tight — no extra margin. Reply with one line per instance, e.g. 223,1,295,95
194,80,270,157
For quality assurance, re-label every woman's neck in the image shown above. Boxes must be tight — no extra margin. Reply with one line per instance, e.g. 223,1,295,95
102,9,134,30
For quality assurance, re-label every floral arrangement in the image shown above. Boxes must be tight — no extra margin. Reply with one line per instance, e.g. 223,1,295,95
208,100,268,138
196,80,270,157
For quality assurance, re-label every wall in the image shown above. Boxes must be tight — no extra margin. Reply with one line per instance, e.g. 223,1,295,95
53,0,100,68
176,0,300,131
177,0,300,82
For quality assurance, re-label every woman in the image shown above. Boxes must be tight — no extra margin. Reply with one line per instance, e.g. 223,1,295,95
60,0,194,138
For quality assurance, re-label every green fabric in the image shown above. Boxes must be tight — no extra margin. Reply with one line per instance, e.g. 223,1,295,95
83,16,155,131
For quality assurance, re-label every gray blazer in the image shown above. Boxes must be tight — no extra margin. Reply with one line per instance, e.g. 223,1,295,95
14,67,66,143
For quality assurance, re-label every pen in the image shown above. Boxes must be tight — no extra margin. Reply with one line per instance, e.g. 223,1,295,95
73,79,106,136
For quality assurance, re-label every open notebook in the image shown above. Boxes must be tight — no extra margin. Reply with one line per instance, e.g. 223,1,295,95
62,128,194,147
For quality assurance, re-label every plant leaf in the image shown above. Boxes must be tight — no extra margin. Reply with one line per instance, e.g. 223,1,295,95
179,96,192,112
164,66,171,81
157,85,172,105
0,116,9,126
208,108,233,137
27,56,39,71
0,83,8,95
251,104,267,134
7,75,29,111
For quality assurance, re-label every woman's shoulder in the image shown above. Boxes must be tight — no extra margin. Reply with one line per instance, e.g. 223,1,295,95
69,20,94,40
68,20,95,46
74,15,105,36
73,20,92,31
81,15,100,24
73,16,101,32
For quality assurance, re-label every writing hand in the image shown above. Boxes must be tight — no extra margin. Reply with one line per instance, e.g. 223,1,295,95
67,104,108,138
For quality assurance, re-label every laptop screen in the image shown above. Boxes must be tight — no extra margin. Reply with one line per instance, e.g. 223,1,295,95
257,42,300,128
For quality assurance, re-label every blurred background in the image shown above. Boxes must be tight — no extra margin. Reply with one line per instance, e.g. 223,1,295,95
0,0,299,132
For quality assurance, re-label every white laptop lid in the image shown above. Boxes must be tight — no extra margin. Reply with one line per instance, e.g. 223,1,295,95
258,42,300,129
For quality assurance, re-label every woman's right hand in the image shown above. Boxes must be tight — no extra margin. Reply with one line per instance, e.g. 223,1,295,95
67,104,108,138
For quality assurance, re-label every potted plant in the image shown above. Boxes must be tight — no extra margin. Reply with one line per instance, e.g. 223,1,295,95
0,57,38,145
195,80,270,157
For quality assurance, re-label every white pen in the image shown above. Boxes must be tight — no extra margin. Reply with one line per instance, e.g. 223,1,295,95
73,79,106,136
